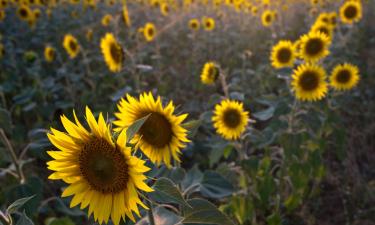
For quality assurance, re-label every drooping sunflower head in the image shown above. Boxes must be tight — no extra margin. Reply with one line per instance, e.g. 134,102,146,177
122,5,131,27
101,14,112,26
143,22,156,42
212,99,249,140
202,17,215,31
299,31,330,62
100,33,124,73
261,10,274,27
114,92,190,167
63,34,80,59
270,40,296,69
47,107,153,225
200,61,220,85
44,45,55,62
188,18,200,31
339,1,362,24
17,4,32,21
330,63,360,91
291,63,328,101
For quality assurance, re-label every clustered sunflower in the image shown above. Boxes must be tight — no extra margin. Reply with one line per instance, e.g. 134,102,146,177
270,40,296,69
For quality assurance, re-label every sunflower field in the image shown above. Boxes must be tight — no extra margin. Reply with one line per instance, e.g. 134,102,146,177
0,0,374,224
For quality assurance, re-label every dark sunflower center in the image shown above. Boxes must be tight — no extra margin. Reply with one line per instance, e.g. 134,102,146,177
305,38,323,56
265,14,271,22
344,5,357,19
336,69,351,83
69,40,77,52
277,48,292,63
223,109,241,128
147,27,154,37
299,71,319,91
79,138,129,194
139,112,172,148
206,21,211,28
208,66,219,80
109,43,123,64
19,8,28,17
317,27,329,36
48,49,55,59
191,22,198,29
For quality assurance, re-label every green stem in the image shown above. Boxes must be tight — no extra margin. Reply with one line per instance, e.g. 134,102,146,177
146,200,155,225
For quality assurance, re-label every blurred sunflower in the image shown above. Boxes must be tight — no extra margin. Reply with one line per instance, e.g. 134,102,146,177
44,46,55,62
212,99,249,140
299,31,330,62
261,10,274,27
330,63,360,91
100,33,123,73
310,21,334,40
63,34,80,59
17,4,32,21
122,4,131,27
188,18,200,31
270,40,296,69
291,63,328,101
114,92,190,167
160,2,169,16
0,10,5,21
101,14,112,26
201,61,220,85
202,17,215,31
33,8,41,19
47,107,153,225
143,22,156,42
251,6,258,15
339,1,362,25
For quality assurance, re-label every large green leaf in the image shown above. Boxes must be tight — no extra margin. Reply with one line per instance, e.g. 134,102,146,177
182,198,235,225
200,171,234,199
126,114,150,143
181,165,203,194
45,217,75,225
148,178,190,208
6,195,35,215
15,211,34,225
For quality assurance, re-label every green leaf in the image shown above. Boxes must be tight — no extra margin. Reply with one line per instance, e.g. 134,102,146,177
182,198,235,225
284,193,302,212
266,212,282,225
7,195,35,214
181,165,203,193
126,114,150,143
45,217,75,225
148,178,190,208
0,108,12,132
253,106,275,121
153,206,182,225
200,171,234,199
15,211,34,225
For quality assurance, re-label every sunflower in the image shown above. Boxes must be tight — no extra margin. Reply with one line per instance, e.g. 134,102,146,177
212,99,249,140
122,4,131,27
160,2,169,16
101,14,112,26
202,17,215,31
143,23,156,42
46,107,153,225
44,46,55,62
17,4,32,21
114,92,190,167
270,40,296,69
100,33,124,73
339,1,362,24
200,61,220,85
261,10,274,27
329,63,360,91
188,18,200,31
299,31,330,62
291,63,328,101
63,34,80,59
310,21,334,40
251,6,258,15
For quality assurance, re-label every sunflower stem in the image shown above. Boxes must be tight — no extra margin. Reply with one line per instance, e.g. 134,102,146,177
0,210,10,225
146,200,155,225
0,129,25,184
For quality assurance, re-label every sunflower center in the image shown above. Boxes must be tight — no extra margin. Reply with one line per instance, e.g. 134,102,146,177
299,71,319,91
19,8,28,17
109,43,123,64
208,66,219,80
336,69,351,83
344,5,357,19
223,109,241,128
277,48,292,63
69,40,77,52
48,49,55,59
206,21,212,28
147,27,154,37
139,113,172,148
317,27,330,36
79,137,129,194
265,14,271,22
305,38,323,56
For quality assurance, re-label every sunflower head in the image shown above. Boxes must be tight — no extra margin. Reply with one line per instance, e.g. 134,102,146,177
47,107,153,225
261,10,274,27
202,17,215,31
340,1,362,24
291,63,328,101
330,63,360,91
44,46,55,62
17,4,32,21
63,34,80,59
299,31,330,62
100,33,124,73
212,99,249,140
0,10,5,21
160,2,169,16
310,21,334,40
123,5,131,27
114,92,190,167
189,18,200,31
270,40,296,69
101,14,112,26
143,22,156,42
201,61,220,85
